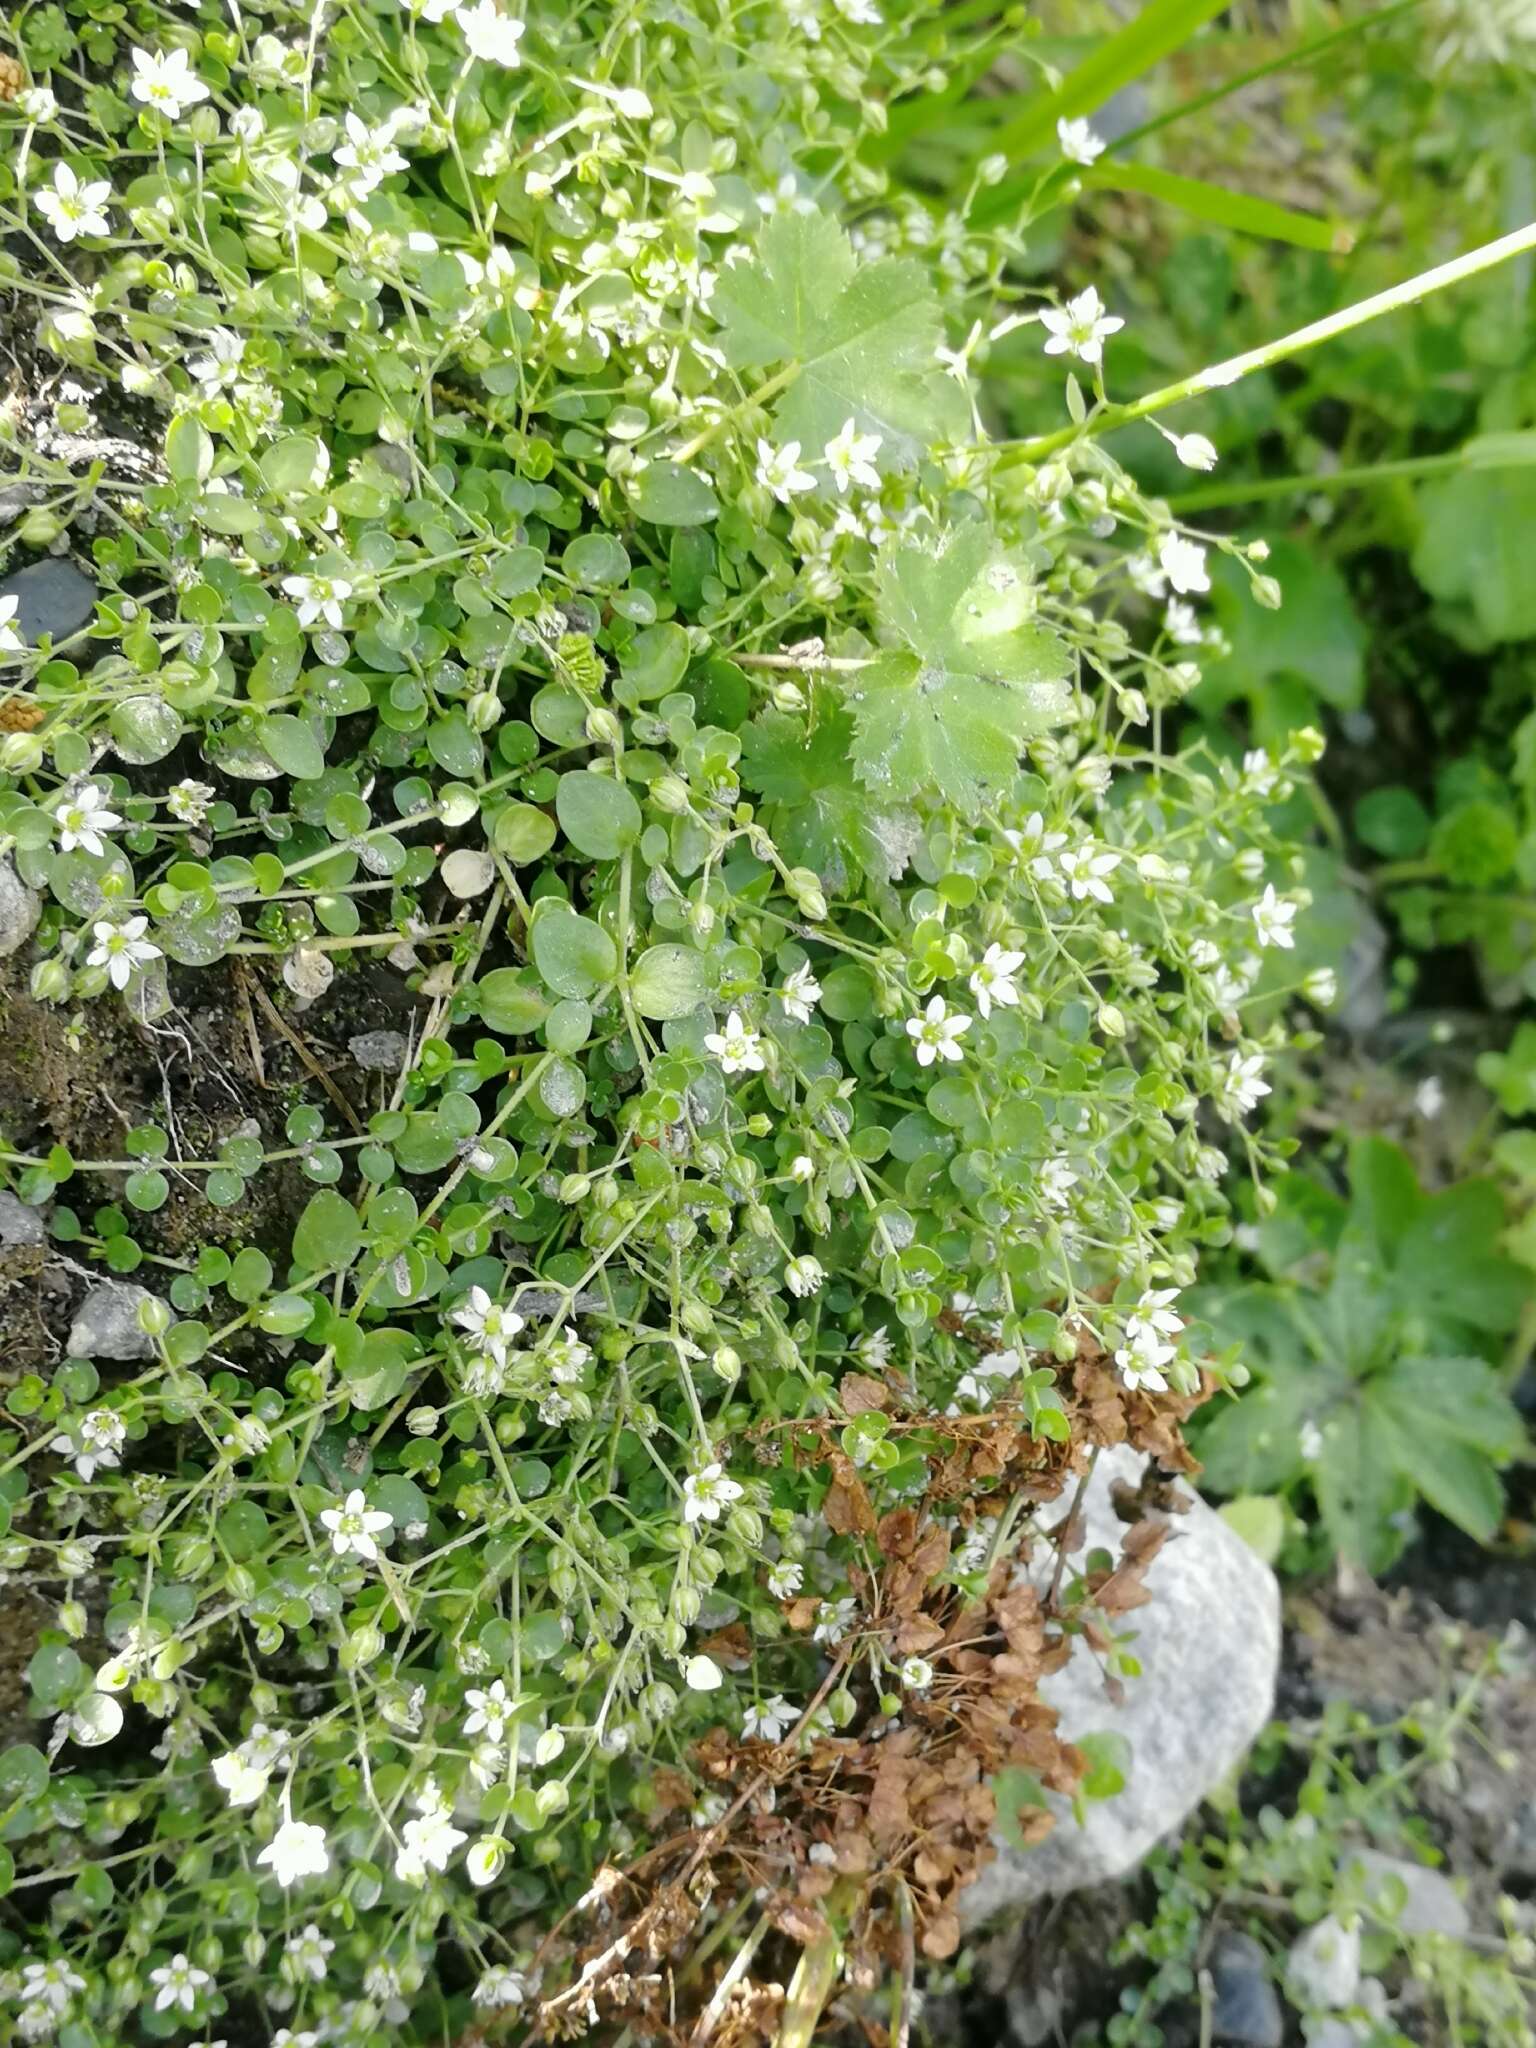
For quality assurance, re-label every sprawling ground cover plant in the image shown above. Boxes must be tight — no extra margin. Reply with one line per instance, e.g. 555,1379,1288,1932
1,0,1528,2040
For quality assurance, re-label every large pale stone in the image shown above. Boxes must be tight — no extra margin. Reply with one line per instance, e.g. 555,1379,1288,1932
962,1444,1281,1920
67,1283,156,1361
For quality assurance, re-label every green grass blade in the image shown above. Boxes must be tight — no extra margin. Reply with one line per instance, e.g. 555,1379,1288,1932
990,0,1233,159
1084,161,1354,251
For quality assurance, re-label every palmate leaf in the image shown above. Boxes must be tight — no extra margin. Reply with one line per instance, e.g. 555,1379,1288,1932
740,691,921,888
845,524,1073,816
711,211,967,466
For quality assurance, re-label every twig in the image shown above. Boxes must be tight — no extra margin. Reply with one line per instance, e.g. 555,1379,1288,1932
234,960,365,1135
1046,1446,1100,1614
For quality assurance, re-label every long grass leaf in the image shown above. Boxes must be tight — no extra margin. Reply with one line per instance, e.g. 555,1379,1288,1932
1085,161,1353,251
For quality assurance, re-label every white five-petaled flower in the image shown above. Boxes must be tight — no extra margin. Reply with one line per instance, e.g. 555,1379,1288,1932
259,1816,329,1888
905,994,971,1067
451,1284,525,1361
681,1462,743,1526
56,1407,126,1481
1158,533,1210,595
1241,748,1278,797
779,961,822,1023
1171,432,1218,471
281,574,352,631
785,1254,824,1298
53,783,122,856
899,1655,934,1691
1218,1050,1271,1122
767,1557,804,1598
18,86,60,123
211,1722,289,1807
1056,116,1105,165
318,1487,394,1561
1114,1342,1168,1395
822,417,882,494
789,1154,815,1183
130,47,211,119
1039,285,1124,367
742,1694,794,1742
86,916,161,990
684,1654,723,1692
1038,1154,1078,1211
968,942,1024,1019
1124,1288,1181,1360
1251,882,1296,950
0,595,22,654
188,326,245,390
334,111,409,195
396,1779,468,1883
456,1,526,65
755,437,817,503
284,1924,335,1983
1164,599,1201,646
149,1954,211,2014
463,1678,515,1740
1057,841,1120,903
21,1959,86,2017
167,776,217,823
34,162,113,243
474,1968,531,2008
704,1009,765,1075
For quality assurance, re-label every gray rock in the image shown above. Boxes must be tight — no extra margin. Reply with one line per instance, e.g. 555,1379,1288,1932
1286,1916,1361,2011
67,1282,156,1361
1208,1931,1283,2048
0,857,42,958
349,1029,410,1073
1343,1849,1469,1939
0,559,97,644
0,1192,46,1248
1500,1797,1536,1880
961,1445,1281,1921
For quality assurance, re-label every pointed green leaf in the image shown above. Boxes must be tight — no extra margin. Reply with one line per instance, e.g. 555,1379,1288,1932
1083,163,1350,253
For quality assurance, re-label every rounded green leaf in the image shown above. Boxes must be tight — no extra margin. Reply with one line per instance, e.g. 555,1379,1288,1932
530,904,617,998
630,944,712,1020
630,460,719,526
556,771,642,860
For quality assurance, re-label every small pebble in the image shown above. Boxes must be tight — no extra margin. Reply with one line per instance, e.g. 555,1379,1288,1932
350,1029,409,1074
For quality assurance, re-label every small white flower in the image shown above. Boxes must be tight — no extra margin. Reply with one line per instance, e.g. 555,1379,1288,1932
21,1959,86,2017
704,1009,765,1075
1171,432,1218,471
1299,1420,1324,1461
1057,841,1121,903
968,942,1024,1019
17,86,60,123
899,1655,933,1691
466,1836,508,1886
333,111,409,195
281,574,352,631
34,162,113,243
813,1595,857,1645
167,777,216,823
742,1694,794,1741
543,1325,590,1382
780,961,822,1023
1114,1342,1169,1395
1217,1050,1271,1122
456,1,526,64
0,595,24,655
1164,598,1202,646
395,1780,468,1883
53,783,122,856
283,1924,335,1984
150,1954,211,2014
463,1678,515,1741
1241,748,1278,797
789,1153,816,1183
188,327,245,390
682,1462,743,1526
767,1558,803,1598
905,994,971,1067
1251,883,1296,951
833,0,882,19
822,417,882,494
130,47,211,119
212,1750,269,1806
56,1408,126,1482
684,1654,723,1691
1158,533,1210,595
318,1487,394,1561
785,1254,824,1298
1414,1075,1445,1120
86,916,161,991
1039,286,1124,367
1303,966,1337,1008
474,1968,531,2008
451,1285,524,1361
1056,116,1105,165
755,437,817,503
1039,1155,1078,1210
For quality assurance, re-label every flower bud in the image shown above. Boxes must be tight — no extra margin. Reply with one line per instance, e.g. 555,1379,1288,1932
585,706,622,747
0,731,46,772
407,1405,440,1436
785,867,827,921
466,688,502,732
466,1836,507,1886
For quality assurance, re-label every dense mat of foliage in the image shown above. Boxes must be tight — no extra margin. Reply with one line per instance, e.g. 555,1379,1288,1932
5,0,1530,2042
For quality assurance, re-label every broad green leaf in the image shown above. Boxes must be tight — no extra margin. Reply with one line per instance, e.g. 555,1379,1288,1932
711,210,966,467
259,714,326,782
556,771,642,860
630,460,719,526
165,413,214,484
531,904,617,998
741,692,920,884
478,968,549,1034
1310,1403,1410,1574
1376,1354,1524,1460
1394,1179,1526,1335
292,1188,362,1274
1412,468,1536,644
846,525,1072,814
630,944,713,1020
